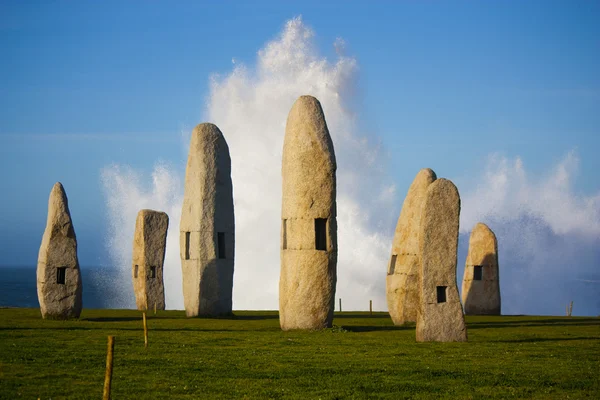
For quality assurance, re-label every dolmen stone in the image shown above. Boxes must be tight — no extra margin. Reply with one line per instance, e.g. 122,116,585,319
37,182,82,319
387,168,437,325
416,179,467,342
180,123,235,317
132,209,169,311
461,223,501,315
279,95,337,330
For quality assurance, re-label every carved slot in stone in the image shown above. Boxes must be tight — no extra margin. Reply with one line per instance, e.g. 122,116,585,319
149,266,156,279
473,265,483,281
388,254,397,275
217,232,226,259
436,286,447,303
315,218,327,251
282,219,287,250
134,265,139,278
185,232,190,260
56,267,66,285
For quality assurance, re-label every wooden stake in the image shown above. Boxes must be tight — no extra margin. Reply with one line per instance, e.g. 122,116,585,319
370,300,372,316
154,302,157,315
143,312,148,348
339,298,342,313
103,336,115,400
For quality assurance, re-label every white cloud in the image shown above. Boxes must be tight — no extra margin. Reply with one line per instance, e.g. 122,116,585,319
205,16,395,311
458,151,600,315
99,17,600,316
460,151,600,236
101,16,396,311
100,163,183,308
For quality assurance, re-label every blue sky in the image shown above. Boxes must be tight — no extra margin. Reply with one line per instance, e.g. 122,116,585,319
1,1,599,313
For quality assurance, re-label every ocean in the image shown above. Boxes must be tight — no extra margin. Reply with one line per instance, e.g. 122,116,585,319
0,266,118,309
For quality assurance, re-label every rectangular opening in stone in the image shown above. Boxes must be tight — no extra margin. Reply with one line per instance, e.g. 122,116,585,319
149,266,156,279
282,219,287,250
473,265,483,281
315,218,327,250
134,265,139,278
436,286,447,303
217,232,226,259
56,267,66,285
388,254,397,275
185,232,190,260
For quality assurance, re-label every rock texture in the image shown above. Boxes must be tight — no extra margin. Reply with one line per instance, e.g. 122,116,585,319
180,123,235,317
386,168,437,325
132,209,169,311
416,179,467,342
37,182,82,319
279,95,337,330
461,223,501,315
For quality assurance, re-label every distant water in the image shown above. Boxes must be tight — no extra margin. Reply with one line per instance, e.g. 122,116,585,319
0,266,119,309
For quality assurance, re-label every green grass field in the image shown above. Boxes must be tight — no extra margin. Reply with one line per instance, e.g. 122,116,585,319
0,309,598,399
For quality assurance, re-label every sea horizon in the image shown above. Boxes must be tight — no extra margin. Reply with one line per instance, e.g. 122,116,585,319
0,265,122,309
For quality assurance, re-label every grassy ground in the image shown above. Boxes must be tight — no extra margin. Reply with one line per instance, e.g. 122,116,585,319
0,309,598,399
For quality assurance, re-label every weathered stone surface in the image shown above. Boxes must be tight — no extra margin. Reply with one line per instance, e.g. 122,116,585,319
132,209,169,311
280,95,337,330
386,168,437,325
180,123,235,317
416,179,467,342
461,223,501,315
37,182,82,319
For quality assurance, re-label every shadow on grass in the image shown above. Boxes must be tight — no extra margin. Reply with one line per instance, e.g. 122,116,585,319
0,326,281,333
85,317,143,322
496,336,600,343
230,314,279,321
468,318,600,329
333,313,391,319
342,325,411,332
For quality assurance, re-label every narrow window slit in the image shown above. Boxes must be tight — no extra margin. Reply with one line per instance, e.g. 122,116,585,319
388,255,397,275
473,265,483,281
217,232,226,259
56,267,66,285
436,286,447,303
282,219,288,250
134,265,139,278
315,218,327,251
149,266,156,279
185,232,190,260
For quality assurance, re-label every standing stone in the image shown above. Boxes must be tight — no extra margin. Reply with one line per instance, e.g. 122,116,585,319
416,179,467,342
386,168,437,325
132,209,169,311
461,223,501,315
180,123,235,317
37,182,82,319
280,95,337,330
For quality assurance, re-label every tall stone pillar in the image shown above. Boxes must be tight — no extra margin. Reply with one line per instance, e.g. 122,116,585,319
37,182,83,319
180,123,235,317
280,95,337,330
386,168,436,325
461,223,501,315
416,179,467,342
132,209,169,311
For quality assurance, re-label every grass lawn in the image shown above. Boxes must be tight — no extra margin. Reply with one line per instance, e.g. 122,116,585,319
0,309,598,399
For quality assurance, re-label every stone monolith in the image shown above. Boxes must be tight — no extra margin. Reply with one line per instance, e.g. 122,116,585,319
416,179,467,342
279,95,337,330
37,182,82,319
461,223,501,315
132,209,169,311
180,123,235,317
386,168,437,325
